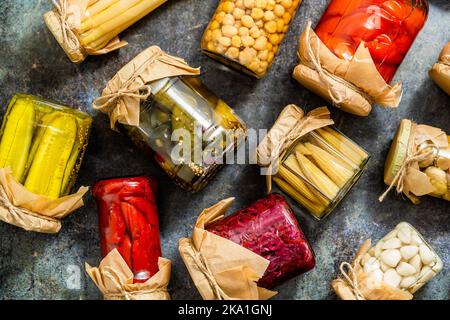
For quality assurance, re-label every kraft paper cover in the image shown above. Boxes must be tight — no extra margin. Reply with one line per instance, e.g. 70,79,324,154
86,249,171,300
293,23,402,116
404,122,448,198
0,168,87,233
429,42,450,95
44,0,128,63
256,105,334,192
93,46,200,129
332,239,413,300
178,198,277,300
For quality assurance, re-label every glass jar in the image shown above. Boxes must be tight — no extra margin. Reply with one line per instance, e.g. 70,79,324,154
206,193,315,289
361,222,442,293
120,76,246,192
273,126,370,219
93,176,161,283
201,0,303,78
0,94,92,198
315,0,428,83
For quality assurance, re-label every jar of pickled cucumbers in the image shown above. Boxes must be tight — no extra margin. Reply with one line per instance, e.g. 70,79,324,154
201,0,303,78
315,0,428,83
0,94,92,198
118,76,247,192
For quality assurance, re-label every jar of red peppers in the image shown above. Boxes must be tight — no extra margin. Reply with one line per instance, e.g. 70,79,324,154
93,176,161,283
315,0,428,83
293,1,428,116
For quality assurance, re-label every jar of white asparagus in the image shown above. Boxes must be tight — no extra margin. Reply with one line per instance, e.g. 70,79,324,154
201,0,302,78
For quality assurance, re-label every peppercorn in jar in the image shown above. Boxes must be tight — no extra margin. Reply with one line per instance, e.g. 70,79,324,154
202,0,302,78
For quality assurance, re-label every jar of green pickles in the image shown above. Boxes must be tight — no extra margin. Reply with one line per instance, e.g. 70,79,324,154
120,76,246,192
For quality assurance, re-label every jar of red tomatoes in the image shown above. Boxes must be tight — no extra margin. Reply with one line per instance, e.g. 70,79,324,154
315,0,428,83
93,176,161,283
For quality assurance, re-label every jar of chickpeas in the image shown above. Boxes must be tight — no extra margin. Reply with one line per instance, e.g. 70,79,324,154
201,0,302,78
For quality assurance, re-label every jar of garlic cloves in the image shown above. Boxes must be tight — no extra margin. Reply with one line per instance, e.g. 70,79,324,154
93,47,247,193
257,105,370,220
202,0,303,78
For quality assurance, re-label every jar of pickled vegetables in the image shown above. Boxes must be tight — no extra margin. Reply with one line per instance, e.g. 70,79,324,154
119,76,246,192
201,0,303,78
257,105,370,220
206,193,316,289
315,0,428,83
93,176,161,283
0,94,92,198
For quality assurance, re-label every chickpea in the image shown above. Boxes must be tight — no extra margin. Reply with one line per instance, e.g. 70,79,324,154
274,4,285,17
210,20,220,30
222,25,238,37
269,33,280,45
225,47,240,59
204,30,212,42
258,49,269,61
266,0,276,10
216,11,226,23
239,26,250,36
243,0,255,9
281,0,292,9
248,59,261,72
241,15,255,28
259,60,269,71
207,41,215,51
231,35,242,47
219,36,232,47
255,0,267,8
264,10,275,21
276,18,285,32
264,20,277,33
236,0,244,9
266,42,273,51
239,47,256,65
251,8,264,20
255,20,264,28
250,26,262,38
283,12,291,24
215,43,227,54
253,36,268,50
211,29,222,42
233,7,245,20
267,51,275,63
222,13,235,26
241,35,255,47
223,1,235,13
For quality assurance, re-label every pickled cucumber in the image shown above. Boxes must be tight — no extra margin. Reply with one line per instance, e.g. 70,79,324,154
0,98,35,182
24,115,77,198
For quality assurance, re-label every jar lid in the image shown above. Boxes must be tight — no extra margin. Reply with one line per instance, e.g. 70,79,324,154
384,119,412,185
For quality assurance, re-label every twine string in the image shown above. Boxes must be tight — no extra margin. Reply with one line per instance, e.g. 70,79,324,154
339,262,365,300
51,0,81,51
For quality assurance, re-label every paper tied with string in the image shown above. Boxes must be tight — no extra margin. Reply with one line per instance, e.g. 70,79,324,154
332,239,413,300
293,22,402,117
0,168,87,233
178,198,277,300
429,42,450,95
93,46,200,129
44,0,128,64
380,120,449,203
256,104,334,192
86,249,171,300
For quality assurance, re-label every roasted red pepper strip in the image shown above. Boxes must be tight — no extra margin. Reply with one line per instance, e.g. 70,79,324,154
124,197,159,226
118,234,132,268
106,202,126,246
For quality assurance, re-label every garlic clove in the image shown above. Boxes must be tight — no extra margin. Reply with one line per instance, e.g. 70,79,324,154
396,262,417,276
409,255,422,273
400,245,419,260
419,244,435,265
397,227,412,244
383,269,402,288
380,249,402,268
382,238,402,249
400,276,417,289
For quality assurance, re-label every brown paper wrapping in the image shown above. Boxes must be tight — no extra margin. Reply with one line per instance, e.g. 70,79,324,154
86,249,171,300
293,22,402,116
44,0,128,64
429,42,450,95
93,46,200,129
256,104,334,192
380,120,448,202
0,168,87,233
331,239,413,300
178,198,277,300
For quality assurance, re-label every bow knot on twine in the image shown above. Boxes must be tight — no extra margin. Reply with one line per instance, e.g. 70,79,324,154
101,267,167,300
379,143,439,202
302,21,373,107
338,262,365,300
92,84,152,111
51,0,81,51
187,249,227,300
